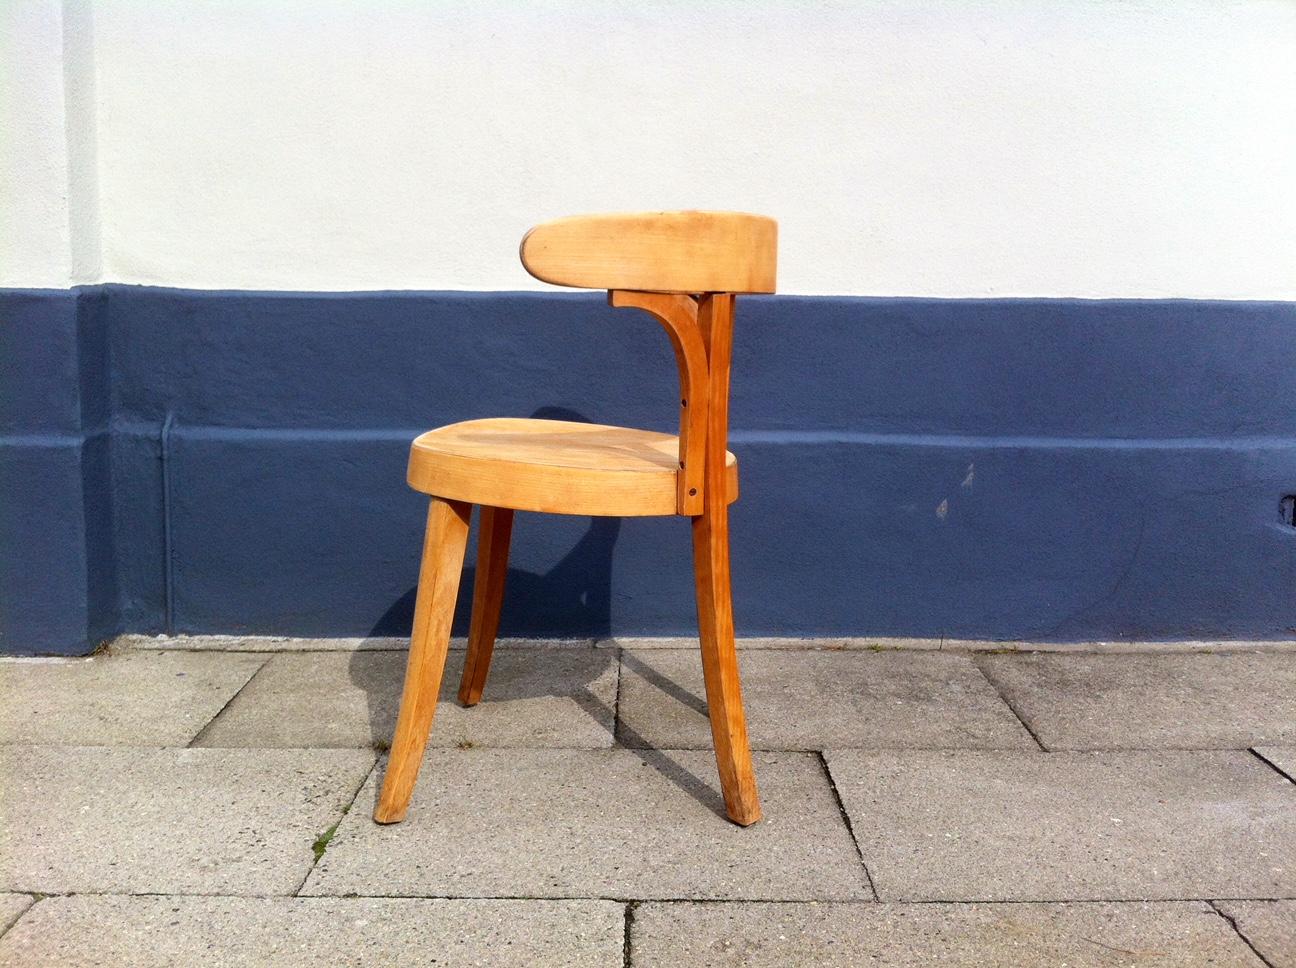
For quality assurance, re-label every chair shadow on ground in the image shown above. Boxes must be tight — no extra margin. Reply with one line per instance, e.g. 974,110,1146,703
348,408,725,819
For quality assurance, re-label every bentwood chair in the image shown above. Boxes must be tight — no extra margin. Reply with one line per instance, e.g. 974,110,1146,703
375,211,776,827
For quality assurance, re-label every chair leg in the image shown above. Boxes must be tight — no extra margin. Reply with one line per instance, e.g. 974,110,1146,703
692,503,761,826
458,505,514,706
374,496,472,824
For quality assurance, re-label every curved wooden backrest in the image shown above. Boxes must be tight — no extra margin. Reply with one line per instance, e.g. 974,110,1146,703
519,210,775,515
520,210,777,294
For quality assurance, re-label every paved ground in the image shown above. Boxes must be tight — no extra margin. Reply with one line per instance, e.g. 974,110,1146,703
1,636,1293,966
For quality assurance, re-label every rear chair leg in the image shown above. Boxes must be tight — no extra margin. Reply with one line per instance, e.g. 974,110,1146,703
374,497,472,824
458,505,514,706
692,503,761,826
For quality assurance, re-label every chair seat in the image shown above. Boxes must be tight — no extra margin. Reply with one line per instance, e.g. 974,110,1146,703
407,417,738,516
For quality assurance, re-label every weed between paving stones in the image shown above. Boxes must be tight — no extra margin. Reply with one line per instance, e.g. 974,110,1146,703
311,809,348,863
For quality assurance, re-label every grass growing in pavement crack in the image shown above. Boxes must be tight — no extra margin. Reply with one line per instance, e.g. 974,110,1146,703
311,822,340,862
311,806,349,862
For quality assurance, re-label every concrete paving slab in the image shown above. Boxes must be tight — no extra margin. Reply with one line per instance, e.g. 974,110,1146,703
194,648,616,749
121,634,1296,653
825,749,1296,901
1215,901,1296,968
120,634,411,651
303,749,870,900
0,651,265,745
122,634,593,652
0,746,374,895
950,641,1296,654
1256,747,1296,782
597,636,948,650
976,652,1296,749
631,901,1265,967
0,896,623,968
616,639,1296,655
618,649,1033,751
0,897,31,938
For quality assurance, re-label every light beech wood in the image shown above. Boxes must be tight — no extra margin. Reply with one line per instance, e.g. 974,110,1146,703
458,505,514,706
407,418,737,517
374,497,471,824
608,290,708,514
521,211,776,294
379,211,772,827
691,294,761,825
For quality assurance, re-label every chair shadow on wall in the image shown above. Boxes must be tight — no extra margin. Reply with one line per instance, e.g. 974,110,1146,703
347,407,725,817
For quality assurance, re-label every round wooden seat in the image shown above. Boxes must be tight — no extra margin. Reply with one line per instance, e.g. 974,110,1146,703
407,417,738,516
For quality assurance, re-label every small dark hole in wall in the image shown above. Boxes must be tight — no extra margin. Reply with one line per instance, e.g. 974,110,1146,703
1281,496,1296,528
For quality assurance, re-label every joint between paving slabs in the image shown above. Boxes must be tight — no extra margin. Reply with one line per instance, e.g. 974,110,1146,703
625,895,1296,906
293,755,380,895
1250,748,1296,785
612,646,625,745
0,893,46,943
185,654,273,746
621,900,636,968
1208,900,1279,968
13,890,1296,903
815,751,880,901
969,653,1050,751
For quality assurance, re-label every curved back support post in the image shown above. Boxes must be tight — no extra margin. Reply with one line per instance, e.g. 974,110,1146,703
522,210,773,517
609,290,709,515
696,293,736,519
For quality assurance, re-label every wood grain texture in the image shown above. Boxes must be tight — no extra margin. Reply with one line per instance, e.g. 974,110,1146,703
521,211,776,294
374,497,472,824
407,417,738,517
608,290,708,514
380,212,773,827
457,505,514,707
691,293,761,826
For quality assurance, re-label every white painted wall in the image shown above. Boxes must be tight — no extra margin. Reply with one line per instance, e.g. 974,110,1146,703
1,0,73,288
5,0,1296,297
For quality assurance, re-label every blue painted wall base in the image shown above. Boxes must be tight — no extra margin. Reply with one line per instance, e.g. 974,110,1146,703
3,285,1294,654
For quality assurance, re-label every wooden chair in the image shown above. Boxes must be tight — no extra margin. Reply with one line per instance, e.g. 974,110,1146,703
374,210,777,827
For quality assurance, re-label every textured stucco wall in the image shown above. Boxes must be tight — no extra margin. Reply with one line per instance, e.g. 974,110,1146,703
3,2,1295,653
1,0,74,287
5,0,1296,296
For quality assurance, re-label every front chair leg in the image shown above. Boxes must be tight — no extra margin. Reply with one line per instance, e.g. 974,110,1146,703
374,496,472,824
458,505,514,706
692,503,761,826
